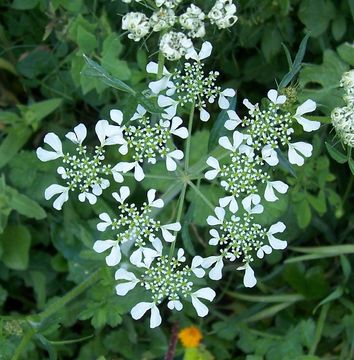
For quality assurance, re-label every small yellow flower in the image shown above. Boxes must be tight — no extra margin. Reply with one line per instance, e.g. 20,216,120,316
178,326,203,348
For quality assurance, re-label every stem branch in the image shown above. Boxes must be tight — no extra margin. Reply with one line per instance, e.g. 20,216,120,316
185,102,195,171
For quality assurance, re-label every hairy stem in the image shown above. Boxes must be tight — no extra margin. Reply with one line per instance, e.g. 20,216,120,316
164,321,179,360
185,102,196,171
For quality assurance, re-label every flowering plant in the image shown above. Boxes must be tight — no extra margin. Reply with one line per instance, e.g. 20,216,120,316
36,1,321,327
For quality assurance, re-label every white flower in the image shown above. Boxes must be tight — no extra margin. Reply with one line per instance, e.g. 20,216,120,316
65,123,87,145
294,99,319,132
267,222,287,250
264,181,289,202
130,105,147,121
93,240,121,266
167,299,183,311
208,0,238,30
202,255,224,280
97,212,112,232
44,184,69,210
179,5,206,38
111,164,124,183
166,150,183,171
37,133,63,162
185,41,212,62
191,256,205,278
92,179,110,196
190,288,216,317
158,95,178,119
218,88,236,109
147,189,164,208
149,8,176,32
122,12,150,42
243,98,257,113
205,156,220,180
256,245,272,259
207,207,225,226
159,31,193,61
208,229,220,246
242,194,264,214
131,302,162,328
112,186,130,204
170,117,188,138
288,141,313,166
110,109,123,125
219,195,238,213
218,131,244,152
78,191,97,204
237,263,257,288
261,144,279,166
160,222,181,242
113,161,145,181
225,110,241,130
115,269,140,296
267,89,286,105
146,62,172,94
95,120,122,147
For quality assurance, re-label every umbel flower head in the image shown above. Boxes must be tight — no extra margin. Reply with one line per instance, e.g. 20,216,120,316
121,0,238,60
331,70,354,147
36,121,123,209
148,41,236,121
204,89,318,287
108,105,188,181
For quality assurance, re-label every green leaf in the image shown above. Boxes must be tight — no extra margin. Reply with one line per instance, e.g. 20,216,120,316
325,142,347,164
298,0,335,37
313,286,343,313
77,26,97,53
299,50,348,112
208,94,236,151
294,199,312,228
0,126,32,169
11,0,38,10
82,55,136,95
0,58,17,75
0,224,31,270
337,42,354,66
24,98,62,127
276,148,297,177
8,187,46,220
279,33,310,89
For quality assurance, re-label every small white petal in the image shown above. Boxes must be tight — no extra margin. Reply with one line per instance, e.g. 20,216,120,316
93,240,116,253
106,245,121,266
110,109,123,125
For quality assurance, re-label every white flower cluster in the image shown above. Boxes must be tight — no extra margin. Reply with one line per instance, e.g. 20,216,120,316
94,186,215,328
331,70,354,147
36,121,124,209
205,89,319,286
148,42,235,121
121,1,238,60
108,105,188,181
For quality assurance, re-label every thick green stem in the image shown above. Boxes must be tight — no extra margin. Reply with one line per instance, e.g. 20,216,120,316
185,102,196,171
168,183,187,259
37,268,103,321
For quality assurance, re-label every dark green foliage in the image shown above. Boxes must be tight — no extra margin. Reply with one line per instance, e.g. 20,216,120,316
0,0,353,359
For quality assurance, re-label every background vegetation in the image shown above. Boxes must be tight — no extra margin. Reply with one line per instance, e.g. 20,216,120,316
0,0,354,359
